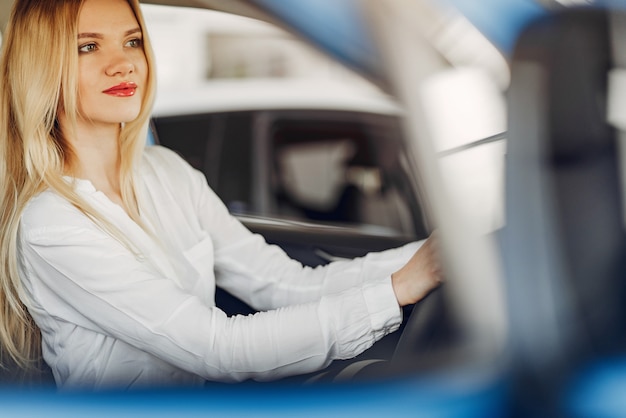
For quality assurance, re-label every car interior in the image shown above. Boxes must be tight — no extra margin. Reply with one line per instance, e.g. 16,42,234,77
502,6,626,416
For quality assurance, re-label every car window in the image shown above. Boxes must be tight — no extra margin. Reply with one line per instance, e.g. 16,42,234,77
153,109,422,237
269,116,416,235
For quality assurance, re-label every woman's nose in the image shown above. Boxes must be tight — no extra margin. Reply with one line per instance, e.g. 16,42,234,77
105,53,134,77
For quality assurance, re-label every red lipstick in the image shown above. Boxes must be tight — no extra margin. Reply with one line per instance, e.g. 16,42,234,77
103,82,137,97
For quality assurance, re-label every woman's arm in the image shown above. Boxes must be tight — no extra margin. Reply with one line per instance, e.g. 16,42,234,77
19,210,402,383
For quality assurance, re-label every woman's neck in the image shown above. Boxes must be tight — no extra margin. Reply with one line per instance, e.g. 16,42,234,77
63,120,126,209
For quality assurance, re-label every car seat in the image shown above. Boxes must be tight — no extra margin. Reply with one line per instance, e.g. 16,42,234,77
501,7,626,416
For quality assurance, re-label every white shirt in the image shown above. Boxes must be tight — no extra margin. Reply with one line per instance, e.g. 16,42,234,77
18,145,419,390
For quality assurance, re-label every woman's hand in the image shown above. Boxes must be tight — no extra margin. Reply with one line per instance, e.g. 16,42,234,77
391,234,443,307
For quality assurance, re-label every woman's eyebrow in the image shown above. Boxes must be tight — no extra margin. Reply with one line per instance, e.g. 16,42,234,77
78,28,141,39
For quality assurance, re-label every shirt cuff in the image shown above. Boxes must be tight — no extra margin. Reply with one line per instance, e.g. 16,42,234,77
362,275,402,339
319,274,403,360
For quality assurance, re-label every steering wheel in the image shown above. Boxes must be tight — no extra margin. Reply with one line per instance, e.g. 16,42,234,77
392,286,449,365
310,285,449,383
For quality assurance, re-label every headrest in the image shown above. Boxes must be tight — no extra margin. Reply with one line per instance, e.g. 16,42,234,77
510,9,615,162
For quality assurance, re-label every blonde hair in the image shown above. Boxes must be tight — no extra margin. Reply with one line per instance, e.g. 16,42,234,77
0,0,156,375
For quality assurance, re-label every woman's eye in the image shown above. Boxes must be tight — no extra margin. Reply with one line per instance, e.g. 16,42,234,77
126,38,142,48
78,43,97,53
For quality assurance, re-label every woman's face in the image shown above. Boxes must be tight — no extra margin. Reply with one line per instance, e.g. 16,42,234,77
74,0,147,127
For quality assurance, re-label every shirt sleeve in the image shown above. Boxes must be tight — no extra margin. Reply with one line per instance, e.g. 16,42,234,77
19,209,403,383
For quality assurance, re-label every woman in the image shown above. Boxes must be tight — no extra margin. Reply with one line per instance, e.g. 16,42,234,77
0,0,441,390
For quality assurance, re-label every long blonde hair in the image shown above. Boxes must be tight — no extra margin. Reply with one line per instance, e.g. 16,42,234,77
0,0,157,374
